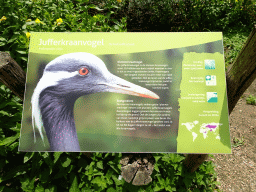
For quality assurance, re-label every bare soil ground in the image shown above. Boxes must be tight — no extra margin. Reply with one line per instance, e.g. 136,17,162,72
209,79,256,192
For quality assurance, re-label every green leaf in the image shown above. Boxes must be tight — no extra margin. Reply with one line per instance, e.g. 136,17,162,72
0,186,4,191
104,153,110,159
95,152,102,158
62,157,71,167
105,169,114,180
95,6,104,11
0,133,19,146
183,177,192,189
16,50,27,54
162,155,170,163
9,142,19,151
60,156,71,167
196,171,204,181
154,183,164,191
42,151,49,163
111,174,124,186
81,187,93,192
35,183,45,192
109,164,120,174
24,152,34,163
21,176,36,191
7,34,19,44
78,181,85,189
69,173,80,192
53,152,62,163
91,176,107,189
97,161,103,169
154,163,160,172
0,110,11,117
153,155,162,163
106,187,116,192
0,42,6,46
88,4,104,11
10,123,22,133
165,185,173,192
87,161,95,170
174,154,185,162
157,175,165,187
111,5,119,9
21,177,30,190
173,163,178,170
21,57,28,62
175,165,182,176
114,25,119,30
0,37,6,42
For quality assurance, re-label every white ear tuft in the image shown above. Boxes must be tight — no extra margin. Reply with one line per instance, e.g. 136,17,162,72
31,82,46,146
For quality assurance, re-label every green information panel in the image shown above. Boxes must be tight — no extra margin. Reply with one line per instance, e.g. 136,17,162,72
19,32,231,153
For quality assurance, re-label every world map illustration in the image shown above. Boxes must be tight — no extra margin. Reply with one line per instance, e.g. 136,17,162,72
181,121,222,142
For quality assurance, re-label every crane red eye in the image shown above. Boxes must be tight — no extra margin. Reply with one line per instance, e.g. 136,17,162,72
79,67,89,76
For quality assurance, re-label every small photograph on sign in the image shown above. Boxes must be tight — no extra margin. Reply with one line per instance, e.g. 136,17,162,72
207,92,218,103
204,59,216,69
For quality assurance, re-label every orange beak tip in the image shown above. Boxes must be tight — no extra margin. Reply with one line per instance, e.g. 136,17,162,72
138,93,160,100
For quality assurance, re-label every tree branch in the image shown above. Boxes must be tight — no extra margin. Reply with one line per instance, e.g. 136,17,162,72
0,52,26,100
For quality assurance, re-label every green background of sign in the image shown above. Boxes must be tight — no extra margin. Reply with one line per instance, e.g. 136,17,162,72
29,32,222,55
177,52,231,153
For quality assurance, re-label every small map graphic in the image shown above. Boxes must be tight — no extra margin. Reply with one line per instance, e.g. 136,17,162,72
181,121,222,142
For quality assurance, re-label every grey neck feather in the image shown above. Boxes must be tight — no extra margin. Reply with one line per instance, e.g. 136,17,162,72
39,87,81,151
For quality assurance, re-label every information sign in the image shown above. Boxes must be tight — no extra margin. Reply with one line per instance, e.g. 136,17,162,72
19,32,231,153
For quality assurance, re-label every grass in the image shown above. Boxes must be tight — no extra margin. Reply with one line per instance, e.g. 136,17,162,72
246,95,256,105
0,0,255,191
223,32,250,69
232,136,245,148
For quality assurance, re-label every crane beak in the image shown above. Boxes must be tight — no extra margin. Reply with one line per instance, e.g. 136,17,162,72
100,74,160,99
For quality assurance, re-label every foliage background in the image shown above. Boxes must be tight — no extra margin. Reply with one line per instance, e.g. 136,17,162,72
0,0,255,191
